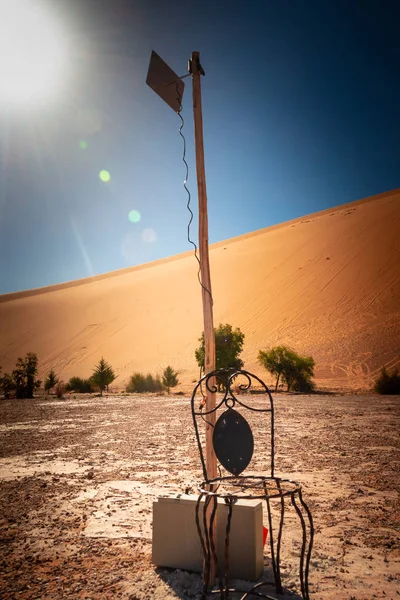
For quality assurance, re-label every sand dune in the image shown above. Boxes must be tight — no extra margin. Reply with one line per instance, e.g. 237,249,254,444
1,189,399,391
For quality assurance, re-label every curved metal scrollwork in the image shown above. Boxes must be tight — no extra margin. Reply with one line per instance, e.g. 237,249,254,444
191,369,274,416
191,369,275,480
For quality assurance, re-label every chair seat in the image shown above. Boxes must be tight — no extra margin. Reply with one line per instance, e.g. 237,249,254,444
197,474,302,500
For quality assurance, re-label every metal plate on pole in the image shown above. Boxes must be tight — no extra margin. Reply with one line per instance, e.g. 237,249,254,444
146,50,185,113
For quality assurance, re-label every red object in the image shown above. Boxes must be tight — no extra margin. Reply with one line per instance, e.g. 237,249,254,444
263,526,268,547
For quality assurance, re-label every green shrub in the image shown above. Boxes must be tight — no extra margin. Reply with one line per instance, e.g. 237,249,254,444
90,357,116,396
45,369,58,394
0,372,15,398
12,353,41,399
126,373,144,392
258,345,315,392
162,366,179,394
374,368,400,395
55,381,66,399
126,372,163,393
195,323,245,391
0,354,41,399
66,377,94,393
195,323,245,372
291,371,315,393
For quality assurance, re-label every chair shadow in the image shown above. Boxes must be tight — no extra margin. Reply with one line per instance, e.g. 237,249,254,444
156,563,303,599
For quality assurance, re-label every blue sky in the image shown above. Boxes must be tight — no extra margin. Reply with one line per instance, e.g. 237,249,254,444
1,0,399,294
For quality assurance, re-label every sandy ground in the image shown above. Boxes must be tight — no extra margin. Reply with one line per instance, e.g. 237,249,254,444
0,392,399,600
1,189,399,391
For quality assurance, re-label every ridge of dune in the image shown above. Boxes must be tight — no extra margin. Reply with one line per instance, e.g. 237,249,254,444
1,188,396,304
0,188,399,391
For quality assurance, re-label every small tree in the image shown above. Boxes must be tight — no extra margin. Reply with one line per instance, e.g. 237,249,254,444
45,369,58,394
258,346,315,392
258,346,292,391
1,372,15,399
12,353,41,399
90,358,116,396
374,367,400,394
195,323,245,390
162,366,179,394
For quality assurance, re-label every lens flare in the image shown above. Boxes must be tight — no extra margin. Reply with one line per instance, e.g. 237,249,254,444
142,228,157,243
99,170,111,183
121,233,135,263
79,141,87,150
128,210,141,223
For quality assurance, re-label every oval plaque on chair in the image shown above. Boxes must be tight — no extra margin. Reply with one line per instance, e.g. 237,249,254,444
213,408,254,475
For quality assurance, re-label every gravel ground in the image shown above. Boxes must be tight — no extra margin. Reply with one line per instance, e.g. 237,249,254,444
0,392,399,600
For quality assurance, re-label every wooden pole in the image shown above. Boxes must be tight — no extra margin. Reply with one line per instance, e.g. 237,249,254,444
192,50,217,480
192,50,217,582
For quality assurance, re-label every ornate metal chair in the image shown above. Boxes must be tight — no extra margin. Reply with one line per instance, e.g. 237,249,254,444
191,369,314,600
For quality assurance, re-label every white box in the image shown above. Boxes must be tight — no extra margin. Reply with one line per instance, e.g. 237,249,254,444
152,494,264,580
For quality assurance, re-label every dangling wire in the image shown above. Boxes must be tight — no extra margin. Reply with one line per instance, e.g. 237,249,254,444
175,81,214,305
175,79,214,407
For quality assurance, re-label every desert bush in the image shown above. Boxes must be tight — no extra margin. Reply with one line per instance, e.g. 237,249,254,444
0,372,15,398
11,353,41,399
291,370,315,393
126,372,163,393
55,381,66,399
45,368,58,394
162,366,179,394
90,357,116,396
66,377,94,393
0,354,42,399
258,345,315,392
374,367,400,395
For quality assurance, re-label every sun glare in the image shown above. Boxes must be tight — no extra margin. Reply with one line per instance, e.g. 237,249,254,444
0,0,68,107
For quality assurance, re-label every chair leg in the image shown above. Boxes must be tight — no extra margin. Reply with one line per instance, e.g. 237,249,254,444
197,495,223,599
223,497,234,599
291,490,313,600
299,489,314,600
264,493,283,595
208,496,223,597
291,492,306,599
195,494,209,599
275,480,286,588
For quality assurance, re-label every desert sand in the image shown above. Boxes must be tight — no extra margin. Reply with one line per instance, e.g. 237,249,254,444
0,189,399,390
0,392,398,599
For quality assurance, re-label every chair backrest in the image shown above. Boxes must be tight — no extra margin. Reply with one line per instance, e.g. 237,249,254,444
191,369,275,482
